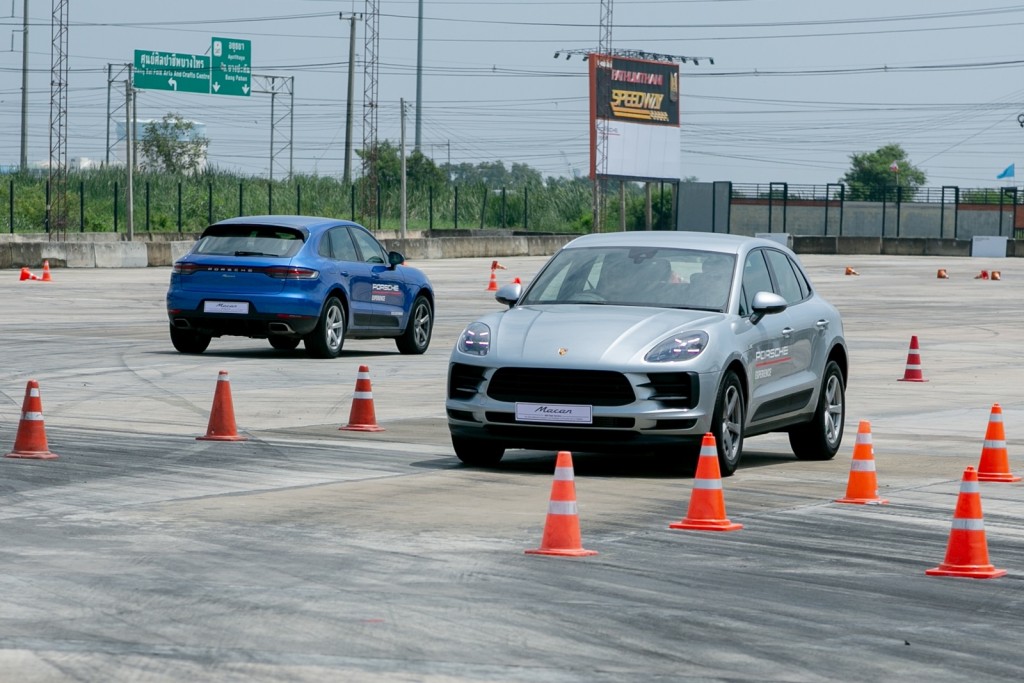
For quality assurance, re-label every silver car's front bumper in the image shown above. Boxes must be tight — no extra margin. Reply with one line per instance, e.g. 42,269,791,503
446,362,720,452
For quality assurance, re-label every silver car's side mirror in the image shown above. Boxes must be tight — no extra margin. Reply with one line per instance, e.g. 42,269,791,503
495,282,522,308
749,291,787,324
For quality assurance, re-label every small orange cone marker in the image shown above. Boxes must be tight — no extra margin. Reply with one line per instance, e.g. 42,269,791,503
936,268,949,279
19,267,37,281
835,420,888,504
491,260,507,271
197,370,247,441
976,403,1020,482
992,270,1002,281
485,270,498,292
5,380,58,460
844,266,859,276
926,467,1006,579
41,260,52,282
974,270,989,280
340,365,385,432
897,335,928,382
669,433,743,531
526,451,598,557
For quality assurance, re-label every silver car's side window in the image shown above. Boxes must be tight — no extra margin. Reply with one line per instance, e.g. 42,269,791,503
764,249,804,305
741,250,773,315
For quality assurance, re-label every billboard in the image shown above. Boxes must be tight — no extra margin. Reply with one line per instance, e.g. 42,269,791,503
589,54,680,181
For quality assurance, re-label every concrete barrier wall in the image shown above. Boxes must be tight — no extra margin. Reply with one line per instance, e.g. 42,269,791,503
0,232,1019,270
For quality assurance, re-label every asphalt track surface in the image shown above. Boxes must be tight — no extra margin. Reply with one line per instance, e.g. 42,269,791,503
2,253,1023,682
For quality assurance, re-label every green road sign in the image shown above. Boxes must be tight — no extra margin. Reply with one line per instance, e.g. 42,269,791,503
133,50,211,94
211,37,251,97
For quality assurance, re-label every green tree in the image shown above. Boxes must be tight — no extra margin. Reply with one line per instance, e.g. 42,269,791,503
842,143,925,200
358,141,447,188
139,112,209,175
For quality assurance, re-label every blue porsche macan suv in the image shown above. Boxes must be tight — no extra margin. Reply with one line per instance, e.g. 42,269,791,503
166,215,435,358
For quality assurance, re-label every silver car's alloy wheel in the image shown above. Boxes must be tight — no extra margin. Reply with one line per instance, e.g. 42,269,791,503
789,360,845,461
822,373,843,447
719,383,743,464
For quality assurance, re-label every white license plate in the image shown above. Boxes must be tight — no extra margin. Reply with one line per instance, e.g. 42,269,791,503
515,403,593,424
203,301,249,314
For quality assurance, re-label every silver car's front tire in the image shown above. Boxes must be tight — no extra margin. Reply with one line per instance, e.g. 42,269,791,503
711,370,745,476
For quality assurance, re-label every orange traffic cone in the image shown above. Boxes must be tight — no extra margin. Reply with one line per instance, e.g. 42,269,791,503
486,270,498,291
669,433,743,531
926,467,1006,579
340,364,385,432
835,420,888,504
525,451,598,557
491,260,507,271
936,268,949,279
897,335,928,382
197,370,247,441
992,270,1002,281
41,260,52,282
974,270,989,280
5,379,58,460
844,266,859,276
976,403,1020,482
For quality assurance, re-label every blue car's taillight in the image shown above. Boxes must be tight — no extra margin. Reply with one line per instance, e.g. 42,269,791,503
264,266,319,280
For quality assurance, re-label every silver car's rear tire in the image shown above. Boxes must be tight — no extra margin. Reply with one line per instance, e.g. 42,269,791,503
790,360,845,461
711,370,745,477
452,435,505,467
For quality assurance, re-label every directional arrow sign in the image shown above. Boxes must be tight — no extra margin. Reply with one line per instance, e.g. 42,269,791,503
211,37,251,97
133,50,211,94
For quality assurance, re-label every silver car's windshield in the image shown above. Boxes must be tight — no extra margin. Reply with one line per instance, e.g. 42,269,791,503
520,246,736,311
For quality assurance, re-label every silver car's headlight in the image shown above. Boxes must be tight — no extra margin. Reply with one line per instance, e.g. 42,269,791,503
458,322,492,355
645,331,709,363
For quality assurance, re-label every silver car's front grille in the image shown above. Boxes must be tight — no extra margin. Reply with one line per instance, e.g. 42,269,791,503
487,368,635,406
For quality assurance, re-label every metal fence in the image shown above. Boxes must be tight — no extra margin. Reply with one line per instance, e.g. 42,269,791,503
1,175,591,235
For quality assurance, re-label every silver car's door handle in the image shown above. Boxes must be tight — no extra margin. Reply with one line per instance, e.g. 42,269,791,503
782,327,794,338
816,319,829,330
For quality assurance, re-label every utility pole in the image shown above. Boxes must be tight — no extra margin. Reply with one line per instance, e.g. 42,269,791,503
125,81,134,241
340,12,360,185
415,0,424,151
400,98,408,239
20,0,29,170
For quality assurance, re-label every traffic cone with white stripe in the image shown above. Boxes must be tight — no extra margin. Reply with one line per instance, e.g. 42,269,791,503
926,466,1006,579
835,420,889,504
669,433,743,531
976,403,1020,482
197,370,247,441
340,364,384,432
5,379,58,460
526,451,597,556
41,260,52,282
897,335,928,382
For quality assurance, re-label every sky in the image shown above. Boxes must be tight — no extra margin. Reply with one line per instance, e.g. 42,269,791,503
2,0,1024,189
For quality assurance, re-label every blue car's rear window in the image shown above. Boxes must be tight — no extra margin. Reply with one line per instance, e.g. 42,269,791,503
194,225,306,258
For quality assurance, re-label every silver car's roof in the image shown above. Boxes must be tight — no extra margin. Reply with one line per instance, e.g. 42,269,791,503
562,231,792,256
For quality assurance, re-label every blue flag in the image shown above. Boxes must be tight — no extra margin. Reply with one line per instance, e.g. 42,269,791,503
997,163,1015,179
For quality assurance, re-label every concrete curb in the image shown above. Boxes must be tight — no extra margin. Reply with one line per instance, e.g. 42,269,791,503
0,232,1018,268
